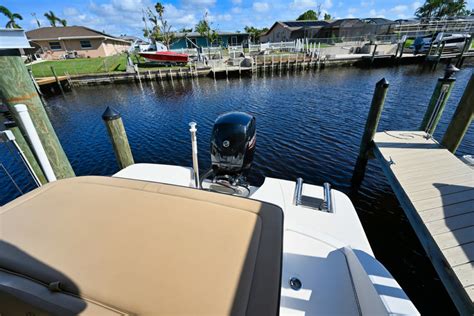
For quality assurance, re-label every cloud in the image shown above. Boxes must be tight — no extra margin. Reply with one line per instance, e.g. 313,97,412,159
214,14,232,22
290,0,317,9
391,5,408,14
361,0,374,8
323,0,333,9
347,7,357,14
231,7,242,14
110,0,146,12
181,0,216,8
232,0,242,3
369,8,386,17
63,7,79,16
411,1,422,10
253,2,270,12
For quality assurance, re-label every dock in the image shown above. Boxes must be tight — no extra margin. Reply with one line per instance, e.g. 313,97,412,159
373,130,473,314
35,76,68,86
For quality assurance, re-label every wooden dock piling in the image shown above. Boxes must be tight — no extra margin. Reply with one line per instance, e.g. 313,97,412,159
441,73,474,153
0,49,75,179
351,78,390,187
102,106,134,170
50,66,65,94
420,75,456,135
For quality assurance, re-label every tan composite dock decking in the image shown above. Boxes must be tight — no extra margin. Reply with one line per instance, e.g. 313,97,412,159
373,131,473,314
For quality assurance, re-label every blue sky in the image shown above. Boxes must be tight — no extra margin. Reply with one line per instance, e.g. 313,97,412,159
2,0,473,37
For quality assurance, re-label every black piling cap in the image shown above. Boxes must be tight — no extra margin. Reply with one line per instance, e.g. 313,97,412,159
376,78,389,88
102,106,121,121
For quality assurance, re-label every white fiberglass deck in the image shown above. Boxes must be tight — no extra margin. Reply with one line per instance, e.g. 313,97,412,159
373,131,474,314
115,163,418,315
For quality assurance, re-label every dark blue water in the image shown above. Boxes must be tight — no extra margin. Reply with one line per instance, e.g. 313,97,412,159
1,65,472,314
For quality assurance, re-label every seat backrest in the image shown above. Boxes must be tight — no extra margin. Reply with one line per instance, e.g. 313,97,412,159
0,176,283,315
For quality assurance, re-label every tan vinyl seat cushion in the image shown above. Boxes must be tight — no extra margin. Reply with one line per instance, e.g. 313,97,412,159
0,176,283,315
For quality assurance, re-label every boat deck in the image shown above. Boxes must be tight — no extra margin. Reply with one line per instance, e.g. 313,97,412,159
373,131,473,314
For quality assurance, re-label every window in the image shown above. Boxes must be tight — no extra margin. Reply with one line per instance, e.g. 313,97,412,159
49,41,62,50
80,40,92,49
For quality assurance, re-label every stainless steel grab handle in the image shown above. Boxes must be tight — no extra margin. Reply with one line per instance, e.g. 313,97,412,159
323,182,333,213
294,178,303,206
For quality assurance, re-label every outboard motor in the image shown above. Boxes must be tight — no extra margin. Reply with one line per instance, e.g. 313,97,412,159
201,112,256,196
211,112,256,175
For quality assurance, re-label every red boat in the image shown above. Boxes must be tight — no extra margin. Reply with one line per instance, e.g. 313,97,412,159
139,51,189,64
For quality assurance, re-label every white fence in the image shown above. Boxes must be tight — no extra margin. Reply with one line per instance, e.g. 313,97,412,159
170,48,199,56
228,44,244,58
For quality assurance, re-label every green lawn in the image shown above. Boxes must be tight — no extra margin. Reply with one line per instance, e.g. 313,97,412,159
404,39,414,48
29,54,128,77
29,53,190,77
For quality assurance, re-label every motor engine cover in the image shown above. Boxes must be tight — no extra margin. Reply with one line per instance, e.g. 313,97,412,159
210,112,256,176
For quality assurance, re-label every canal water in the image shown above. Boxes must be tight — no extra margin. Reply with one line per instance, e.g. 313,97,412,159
1,64,472,314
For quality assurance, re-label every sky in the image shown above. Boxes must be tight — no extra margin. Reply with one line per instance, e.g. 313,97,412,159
1,0,473,38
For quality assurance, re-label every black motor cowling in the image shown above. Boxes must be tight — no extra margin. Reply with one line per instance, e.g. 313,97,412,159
210,112,256,176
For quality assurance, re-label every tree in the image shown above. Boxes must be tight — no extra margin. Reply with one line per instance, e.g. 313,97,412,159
324,13,332,20
59,18,67,26
195,12,219,56
297,5,322,20
244,26,269,43
179,27,193,33
297,9,317,20
44,11,59,27
146,2,175,49
415,0,471,18
0,6,23,29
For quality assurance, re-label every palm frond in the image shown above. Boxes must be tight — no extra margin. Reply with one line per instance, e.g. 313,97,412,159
12,13,23,20
0,5,13,18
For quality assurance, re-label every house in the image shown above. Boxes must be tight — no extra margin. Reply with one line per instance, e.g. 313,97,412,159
170,32,249,49
362,18,396,35
317,18,395,38
260,21,330,43
26,26,131,60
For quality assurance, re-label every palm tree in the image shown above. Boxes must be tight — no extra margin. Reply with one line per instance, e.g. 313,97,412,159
59,18,67,26
0,6,23,29
415,0,470,18
44,11,59,27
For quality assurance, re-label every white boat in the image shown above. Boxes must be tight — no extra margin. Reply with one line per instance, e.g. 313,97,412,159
0,112,419,315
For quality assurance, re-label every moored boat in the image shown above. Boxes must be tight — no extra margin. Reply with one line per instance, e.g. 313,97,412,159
138,51,189,65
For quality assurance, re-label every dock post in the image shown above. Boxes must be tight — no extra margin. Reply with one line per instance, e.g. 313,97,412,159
370,44,378,65
50,66,65,94
434,42,445,70
441,74,474,153
0,49,75,179
456,37,472,68
4,120,47,185
420,66,457,135
102,106,134,170
351,78,390,188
